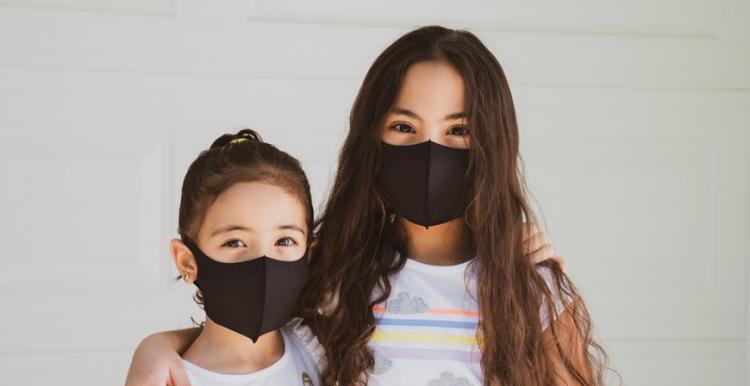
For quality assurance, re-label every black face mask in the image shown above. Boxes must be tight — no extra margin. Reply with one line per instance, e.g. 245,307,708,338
181,237,309,343
377,140,471,228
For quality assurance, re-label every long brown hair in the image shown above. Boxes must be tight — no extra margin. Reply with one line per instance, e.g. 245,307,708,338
300,26,608,385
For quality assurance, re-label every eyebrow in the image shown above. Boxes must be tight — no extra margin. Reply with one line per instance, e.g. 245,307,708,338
279,224,306,236
210,225,250,236
210,224,306,237
391,107,467,121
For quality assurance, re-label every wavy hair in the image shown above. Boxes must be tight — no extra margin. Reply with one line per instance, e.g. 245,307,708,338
300,26,609,385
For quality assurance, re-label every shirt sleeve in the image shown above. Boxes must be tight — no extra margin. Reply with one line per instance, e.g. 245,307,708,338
285,317,327,374
536,265,575,330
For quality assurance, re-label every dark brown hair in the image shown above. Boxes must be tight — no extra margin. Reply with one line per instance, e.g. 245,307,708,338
178,128,314,244
300,26,610,385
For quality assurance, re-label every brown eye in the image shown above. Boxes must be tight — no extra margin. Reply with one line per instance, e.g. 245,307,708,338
275,237,297,247
392,123,416,134
223,239,246,248
448,126,469,136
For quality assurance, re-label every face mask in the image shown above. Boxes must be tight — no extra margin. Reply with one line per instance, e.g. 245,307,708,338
181,237,309,343
377,140,471,228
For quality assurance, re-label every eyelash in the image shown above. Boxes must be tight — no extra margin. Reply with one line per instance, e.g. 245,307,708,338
447,126,469,136
389,123,469,136
222,238,298,248
390,123,416,134
275,237,297,247
223,239,246,248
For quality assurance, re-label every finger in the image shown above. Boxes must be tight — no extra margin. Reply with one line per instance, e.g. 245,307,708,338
525,230,551,255
529,244,556,265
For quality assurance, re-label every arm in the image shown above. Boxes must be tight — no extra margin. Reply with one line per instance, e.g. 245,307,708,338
541,305,594,386
124,328,201,386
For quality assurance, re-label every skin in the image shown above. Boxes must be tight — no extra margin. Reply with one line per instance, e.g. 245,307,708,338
171,182,308,374
381,61,473,265
124,61,571,386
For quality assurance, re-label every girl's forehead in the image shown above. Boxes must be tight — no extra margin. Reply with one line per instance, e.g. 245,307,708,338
202,181,307,232
396,62,466,116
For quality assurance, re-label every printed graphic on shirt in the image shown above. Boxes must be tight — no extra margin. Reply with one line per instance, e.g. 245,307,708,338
427,371,475,386
370,290,481,365
386,291,429,314
371,350,393,374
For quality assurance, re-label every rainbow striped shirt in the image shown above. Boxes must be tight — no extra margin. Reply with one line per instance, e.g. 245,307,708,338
366,257,563,386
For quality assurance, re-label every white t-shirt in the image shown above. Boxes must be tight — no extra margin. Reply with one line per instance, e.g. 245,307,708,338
183,323,322,386
286,256,571,385
366,257,569,385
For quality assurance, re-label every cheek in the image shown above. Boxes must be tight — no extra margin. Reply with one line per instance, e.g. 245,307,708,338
381,129,406,145
446,135,470,149
379,124,394,143
379,128,389,142
381,128,401,145
379,123,388,139
286,244,307,261
273,241,307,261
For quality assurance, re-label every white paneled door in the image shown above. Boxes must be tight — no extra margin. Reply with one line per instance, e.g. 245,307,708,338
0,0,748,385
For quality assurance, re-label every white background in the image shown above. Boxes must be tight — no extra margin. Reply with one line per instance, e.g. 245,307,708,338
0,0,748,385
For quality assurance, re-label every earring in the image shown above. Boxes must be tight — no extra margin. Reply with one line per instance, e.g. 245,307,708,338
182,273,190,283
388,212,396,223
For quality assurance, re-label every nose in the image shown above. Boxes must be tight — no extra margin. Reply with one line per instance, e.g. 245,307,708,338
421,123,449,146
245,245,266,259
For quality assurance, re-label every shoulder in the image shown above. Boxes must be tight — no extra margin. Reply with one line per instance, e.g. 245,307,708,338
281,317,326,376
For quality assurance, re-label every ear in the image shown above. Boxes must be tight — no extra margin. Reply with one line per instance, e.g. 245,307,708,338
171,238,198,284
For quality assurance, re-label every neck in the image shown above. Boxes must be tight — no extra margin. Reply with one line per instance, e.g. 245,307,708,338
400,217,474,265
182,317,284,374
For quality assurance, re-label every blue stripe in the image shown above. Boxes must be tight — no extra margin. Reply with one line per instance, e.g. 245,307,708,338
377,318,478,329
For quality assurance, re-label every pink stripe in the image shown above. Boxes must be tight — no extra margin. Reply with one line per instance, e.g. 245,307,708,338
372,305,480,317
371,346,481,363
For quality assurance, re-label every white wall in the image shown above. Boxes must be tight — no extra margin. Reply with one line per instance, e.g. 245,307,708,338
0,0,748,385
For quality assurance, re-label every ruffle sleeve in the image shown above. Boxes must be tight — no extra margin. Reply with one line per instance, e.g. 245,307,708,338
285,317,327,374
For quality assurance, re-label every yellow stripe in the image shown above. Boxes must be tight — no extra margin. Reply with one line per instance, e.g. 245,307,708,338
371,331,478,345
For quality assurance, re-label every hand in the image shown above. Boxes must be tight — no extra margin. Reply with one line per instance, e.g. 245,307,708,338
523,223,568,273
125,332,191,386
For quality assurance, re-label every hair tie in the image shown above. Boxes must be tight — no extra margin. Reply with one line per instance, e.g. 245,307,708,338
230,137,248,144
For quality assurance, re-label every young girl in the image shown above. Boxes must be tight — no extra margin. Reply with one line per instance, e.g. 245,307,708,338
164,129,321,385
127,26,607,386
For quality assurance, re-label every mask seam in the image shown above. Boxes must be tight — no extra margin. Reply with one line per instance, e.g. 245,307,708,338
425,141,432,228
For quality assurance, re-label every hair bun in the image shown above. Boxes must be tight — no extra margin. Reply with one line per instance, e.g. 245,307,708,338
209,128,264,149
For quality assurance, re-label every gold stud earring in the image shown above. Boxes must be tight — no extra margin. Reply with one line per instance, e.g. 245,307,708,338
182,273,190,283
